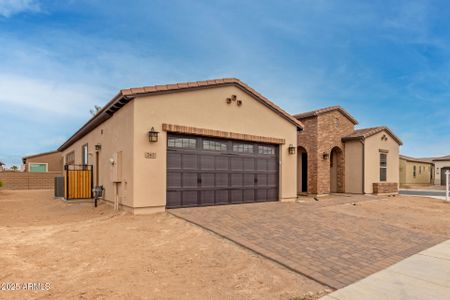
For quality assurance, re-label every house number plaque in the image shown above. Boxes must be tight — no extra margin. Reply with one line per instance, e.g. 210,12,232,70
145,152,157,159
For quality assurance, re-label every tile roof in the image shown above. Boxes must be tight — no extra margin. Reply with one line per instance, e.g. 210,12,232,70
293,106,359,125
342,126,403,145
433,154,450,161
58,78,304,151
399,155,434,164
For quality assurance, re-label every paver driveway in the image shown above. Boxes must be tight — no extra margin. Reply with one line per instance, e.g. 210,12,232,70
170,195,449,289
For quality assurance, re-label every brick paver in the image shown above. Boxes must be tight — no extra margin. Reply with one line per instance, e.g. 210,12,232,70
170,196,448,289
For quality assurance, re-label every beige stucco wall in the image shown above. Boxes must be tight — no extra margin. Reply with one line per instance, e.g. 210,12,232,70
61,102,134,207
434,160,450,185
399,159,433,185
363,131,400,194
344,140,363,193
133,85,298,212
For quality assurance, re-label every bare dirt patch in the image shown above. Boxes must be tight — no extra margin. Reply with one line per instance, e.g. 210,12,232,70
0,190,326,300
328,195,450,237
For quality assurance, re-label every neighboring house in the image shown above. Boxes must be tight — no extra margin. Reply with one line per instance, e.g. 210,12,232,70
0,161,4,171
432,155,450,185
58,78,303,213
399,155,434,186
22,150,63,173
294,106,402,195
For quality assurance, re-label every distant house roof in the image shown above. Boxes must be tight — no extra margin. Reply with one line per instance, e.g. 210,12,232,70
0,161,5,166
293,106,359,125
342,126,403,145
58,78,304,151
22,150,60,163
433,155,450,162
400,155,434,165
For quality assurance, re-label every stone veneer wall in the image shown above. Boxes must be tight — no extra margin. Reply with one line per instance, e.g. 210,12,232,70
372,182,399,195
298,110,355,195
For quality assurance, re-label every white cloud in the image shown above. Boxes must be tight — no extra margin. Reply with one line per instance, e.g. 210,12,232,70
0,0,40,17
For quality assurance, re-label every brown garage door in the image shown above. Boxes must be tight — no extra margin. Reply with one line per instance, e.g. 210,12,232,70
166,134,279,208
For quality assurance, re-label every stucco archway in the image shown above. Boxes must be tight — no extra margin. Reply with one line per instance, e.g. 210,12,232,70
330,146,344,193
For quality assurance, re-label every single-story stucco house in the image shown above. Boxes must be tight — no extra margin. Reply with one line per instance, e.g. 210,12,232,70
22,150,63,173
432,155,450,185
399,155,434,186
294,106,402,196
58,78,402,213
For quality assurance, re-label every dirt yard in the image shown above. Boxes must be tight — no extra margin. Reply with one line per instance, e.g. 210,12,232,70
0,190,326,300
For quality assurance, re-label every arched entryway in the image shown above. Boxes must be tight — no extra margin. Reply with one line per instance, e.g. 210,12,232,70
297,147,308,193
330,146,344,193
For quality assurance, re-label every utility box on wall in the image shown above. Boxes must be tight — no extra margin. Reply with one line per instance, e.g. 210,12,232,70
111,151,122,183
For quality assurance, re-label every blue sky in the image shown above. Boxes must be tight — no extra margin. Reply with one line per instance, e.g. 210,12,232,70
1,0,449,166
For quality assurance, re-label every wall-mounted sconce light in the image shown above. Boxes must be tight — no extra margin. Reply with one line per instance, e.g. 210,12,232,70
95,144,102,151
322,152,329,160
148,127,159,143
288,144,296,155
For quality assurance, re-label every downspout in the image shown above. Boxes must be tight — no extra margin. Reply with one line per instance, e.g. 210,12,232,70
360,138,365,194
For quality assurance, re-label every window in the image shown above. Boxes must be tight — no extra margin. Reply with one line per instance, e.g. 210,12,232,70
168,137,196,149
65,151,75,165
380,153,387,181
258,145,275,155
82,144,89,165
419,166,422,174
413,165,417,178
233,143,254,153
29,163,48,173
203,140,227,151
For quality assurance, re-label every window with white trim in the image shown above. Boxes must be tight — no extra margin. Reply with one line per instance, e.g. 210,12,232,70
380,153,387,181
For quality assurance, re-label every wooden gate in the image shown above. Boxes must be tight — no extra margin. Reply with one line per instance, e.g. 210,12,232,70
64,164,93,199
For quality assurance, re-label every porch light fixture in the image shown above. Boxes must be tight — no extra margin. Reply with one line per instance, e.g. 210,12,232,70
95,144,102,151
148,127,159,143
322,152,329,160
288,144,296,155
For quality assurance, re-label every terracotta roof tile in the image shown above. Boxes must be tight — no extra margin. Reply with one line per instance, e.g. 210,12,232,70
433,155,450,161
342,126,403,145
293,106,359,125
400,155,434,164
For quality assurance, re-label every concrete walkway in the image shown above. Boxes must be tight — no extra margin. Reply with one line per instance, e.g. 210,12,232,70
321,239,450,300
400,189,447,198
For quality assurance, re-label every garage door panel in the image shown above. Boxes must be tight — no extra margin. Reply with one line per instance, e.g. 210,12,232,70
182,154,197,170
243,189,255,202
167,153,181,169
215,156,229,170
182,173,198,188
200,173,215,187
243,158,255,171
231,190,243,203
167,191,181,208
200,155,215,170
167,134,278,208
243,173,255,187
200,190,215,205
215,190,229,204
231,173,243,187
256,189,267,201
167,172,181,188
231,157,243,171
182,191,198,206
257,159,268,171
216,173,229,187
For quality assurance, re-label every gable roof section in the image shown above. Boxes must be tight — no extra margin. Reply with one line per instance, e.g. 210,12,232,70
58,78,304,151
22,150,60,161
293,106,359,125
342,126,403,145
400,155,434,165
